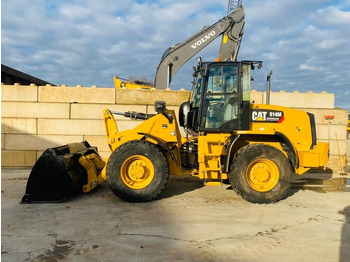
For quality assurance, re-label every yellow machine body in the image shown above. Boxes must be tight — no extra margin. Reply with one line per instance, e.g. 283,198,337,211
103,104,329,182
103,108,185,176
244,104,329,174
113,76,153,90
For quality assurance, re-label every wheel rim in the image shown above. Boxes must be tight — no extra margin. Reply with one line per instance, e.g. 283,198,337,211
120,155,155,189
246,158,279,192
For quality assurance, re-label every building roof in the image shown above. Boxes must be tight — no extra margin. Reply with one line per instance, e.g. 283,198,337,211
1,64,54,86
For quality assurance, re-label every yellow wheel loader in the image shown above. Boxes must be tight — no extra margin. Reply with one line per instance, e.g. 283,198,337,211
103,59,329,204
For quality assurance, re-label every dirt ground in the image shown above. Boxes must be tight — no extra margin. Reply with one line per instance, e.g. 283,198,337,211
1,168,349,262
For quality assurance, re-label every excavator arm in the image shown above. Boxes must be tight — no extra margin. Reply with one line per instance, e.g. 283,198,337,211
154,6,245,90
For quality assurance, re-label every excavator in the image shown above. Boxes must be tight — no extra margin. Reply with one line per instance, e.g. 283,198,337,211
22,4,329,204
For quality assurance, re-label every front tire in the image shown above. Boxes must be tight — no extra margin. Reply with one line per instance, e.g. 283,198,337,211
229,144,292,204
106,140,169,202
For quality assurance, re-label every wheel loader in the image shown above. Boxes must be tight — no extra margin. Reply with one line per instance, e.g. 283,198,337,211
21,5,329,204
103,59,329,204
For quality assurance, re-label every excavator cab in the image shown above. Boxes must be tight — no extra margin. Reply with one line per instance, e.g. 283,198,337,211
180,60,259,132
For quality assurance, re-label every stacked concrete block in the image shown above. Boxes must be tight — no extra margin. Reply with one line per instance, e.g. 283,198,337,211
116,88,190,106
1,83,38,102
250,90,264,104
347,139,350,163
39,84,116,104
267,90,334,109
1,83,189,166
251,90,334,109
2,84,38,166
1,83,347,173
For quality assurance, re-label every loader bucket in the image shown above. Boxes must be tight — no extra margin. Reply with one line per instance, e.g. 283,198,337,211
21,141,106,203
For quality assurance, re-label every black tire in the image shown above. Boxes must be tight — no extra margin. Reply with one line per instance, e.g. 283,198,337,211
229,144,292,204
106,140,169,202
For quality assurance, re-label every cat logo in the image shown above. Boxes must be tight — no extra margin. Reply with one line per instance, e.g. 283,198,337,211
252,109,284,123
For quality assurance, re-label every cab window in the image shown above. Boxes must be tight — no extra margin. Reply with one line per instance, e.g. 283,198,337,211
202,64,239,129
190,75,203,109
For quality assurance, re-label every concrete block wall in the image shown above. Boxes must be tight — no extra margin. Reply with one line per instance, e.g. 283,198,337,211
251,89,335,108
1,84,190,167
1,83,347,172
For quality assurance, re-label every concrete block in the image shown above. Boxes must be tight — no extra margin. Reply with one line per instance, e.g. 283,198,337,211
316,124,347,140
300,108,348,125
2,134,5,149
1,150,37,167
38,119,105,135
325,154,347,172
1,118,37,134
250,90,263,104
1,84,38,102
266,91,334,109
39,85,115,104
116,89,190,106
83,135,110,152
1,102,70,119
36,151,44,160
99,151,112,161
5,134,84,150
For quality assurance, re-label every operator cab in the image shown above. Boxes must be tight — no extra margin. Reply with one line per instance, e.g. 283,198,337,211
179,59,261,133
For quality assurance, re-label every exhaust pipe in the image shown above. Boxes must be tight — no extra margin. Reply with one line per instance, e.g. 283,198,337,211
266,70,273,104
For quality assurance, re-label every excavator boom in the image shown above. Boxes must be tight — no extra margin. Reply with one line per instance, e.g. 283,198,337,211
154,6,245,89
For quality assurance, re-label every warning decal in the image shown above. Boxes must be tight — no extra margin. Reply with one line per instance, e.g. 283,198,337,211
252,109,284,123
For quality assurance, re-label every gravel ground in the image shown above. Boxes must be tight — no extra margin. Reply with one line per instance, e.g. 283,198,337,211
1,168,349,262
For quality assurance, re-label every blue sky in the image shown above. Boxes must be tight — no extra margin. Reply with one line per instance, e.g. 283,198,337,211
2,0,350,111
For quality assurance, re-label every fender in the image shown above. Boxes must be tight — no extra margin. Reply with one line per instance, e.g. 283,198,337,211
223,133,298,173
275,132,298,168
138,132,179,166
223,135,240,173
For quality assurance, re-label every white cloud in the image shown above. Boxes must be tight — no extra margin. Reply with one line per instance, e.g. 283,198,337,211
312,6,350,26
1,0,350,110
59,5,92,20
299,64,321,71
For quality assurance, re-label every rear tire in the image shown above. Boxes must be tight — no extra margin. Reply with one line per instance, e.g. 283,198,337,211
107,140,169,202
229,144,292,204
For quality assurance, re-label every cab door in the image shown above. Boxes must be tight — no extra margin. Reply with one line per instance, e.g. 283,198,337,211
199,62,251,132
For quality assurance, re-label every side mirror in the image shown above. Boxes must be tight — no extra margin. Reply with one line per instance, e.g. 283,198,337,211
155,101,167,114
179,101,190,127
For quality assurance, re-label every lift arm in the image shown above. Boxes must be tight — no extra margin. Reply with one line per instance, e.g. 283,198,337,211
154,6,245,90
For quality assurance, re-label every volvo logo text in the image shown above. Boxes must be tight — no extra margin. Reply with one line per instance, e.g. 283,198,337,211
190,31,216,49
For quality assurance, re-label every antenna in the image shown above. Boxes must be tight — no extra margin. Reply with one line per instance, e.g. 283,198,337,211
227,0,242,14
